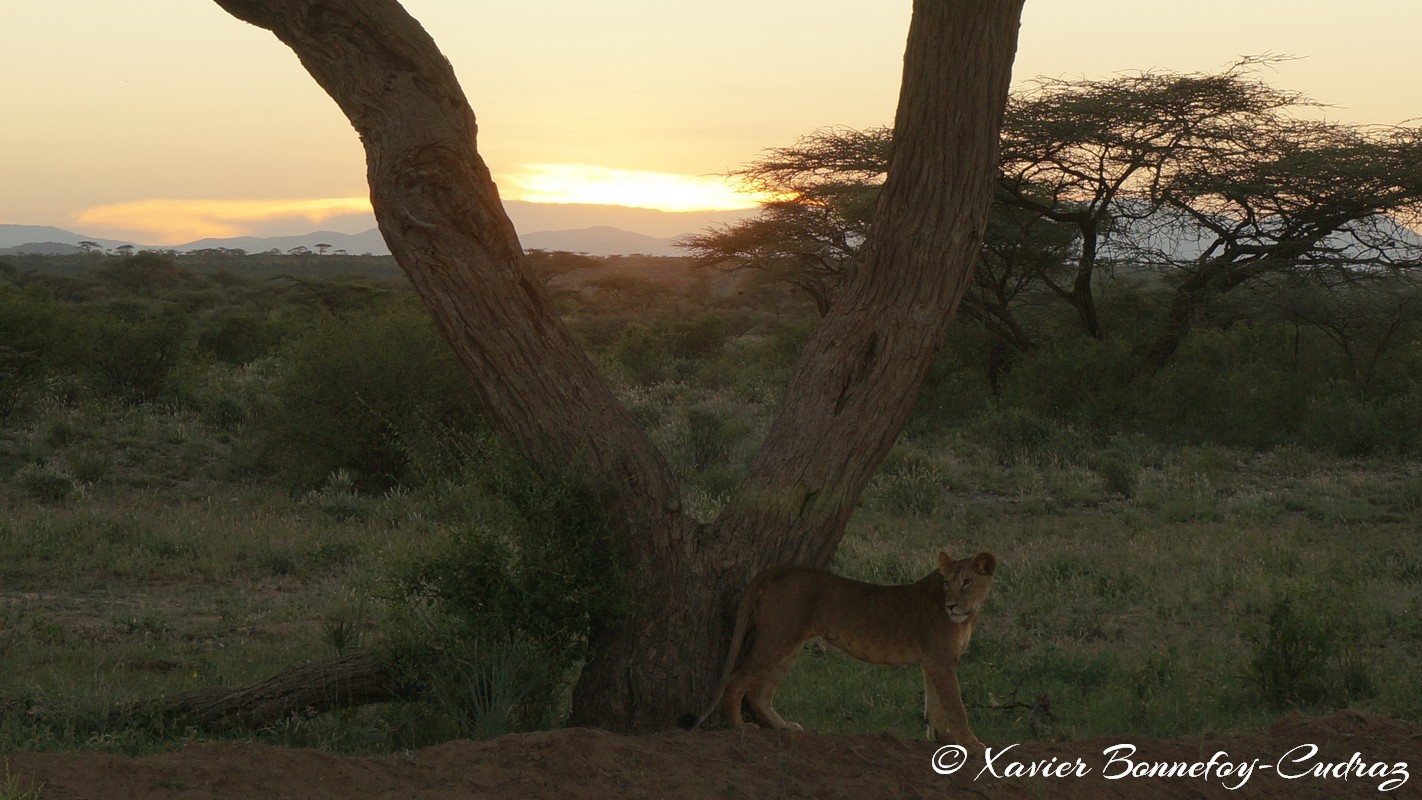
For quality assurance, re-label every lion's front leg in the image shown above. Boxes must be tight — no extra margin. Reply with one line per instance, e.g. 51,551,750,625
922,662,983,755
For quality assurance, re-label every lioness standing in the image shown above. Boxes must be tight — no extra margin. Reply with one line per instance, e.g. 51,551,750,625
683,550,996,751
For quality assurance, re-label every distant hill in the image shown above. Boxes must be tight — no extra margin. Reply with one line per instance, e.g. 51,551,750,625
502,200,748,240
520,226,682,257
0,241,84,256
0,222,697,258
177,229,391,256
0,225,136,253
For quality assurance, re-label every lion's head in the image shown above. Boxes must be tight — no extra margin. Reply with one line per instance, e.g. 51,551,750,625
936,550,996,623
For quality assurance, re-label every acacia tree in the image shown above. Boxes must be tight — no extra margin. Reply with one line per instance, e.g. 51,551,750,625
680,126,1077,357
1139,122,1422,368
1252,274,1422,395
688,64,1422,374
680,127,890,316
210,0,1025,732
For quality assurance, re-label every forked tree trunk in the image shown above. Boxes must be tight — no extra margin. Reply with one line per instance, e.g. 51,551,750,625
210,0,1023,732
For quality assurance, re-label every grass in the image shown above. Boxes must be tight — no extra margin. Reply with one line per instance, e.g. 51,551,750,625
0,761,43,800
767,438,1422,743
2,310,1421,754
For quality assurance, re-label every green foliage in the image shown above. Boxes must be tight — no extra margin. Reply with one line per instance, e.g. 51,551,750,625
197,311,290,365
0,288,84,418
86,303,196,402
995,335,1139,431
15,464,76,504
385,438,625,733
0,761,43,800
422,639,543,740
962,405,1088,464
252,306,484,490
1248,597,1375,709
610,313,731,384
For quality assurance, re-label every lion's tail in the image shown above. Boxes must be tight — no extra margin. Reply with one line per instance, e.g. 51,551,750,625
677,574,763,730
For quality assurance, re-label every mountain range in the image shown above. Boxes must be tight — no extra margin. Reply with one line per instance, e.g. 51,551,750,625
0,201,753,258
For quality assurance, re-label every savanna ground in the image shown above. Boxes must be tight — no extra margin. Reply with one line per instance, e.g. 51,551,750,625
1,250,1421,798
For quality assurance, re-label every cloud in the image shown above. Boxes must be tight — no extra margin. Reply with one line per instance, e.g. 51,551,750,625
75,197,373,244
501,164,770,212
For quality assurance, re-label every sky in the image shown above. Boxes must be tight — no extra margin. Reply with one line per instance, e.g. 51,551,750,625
2,1,1419,245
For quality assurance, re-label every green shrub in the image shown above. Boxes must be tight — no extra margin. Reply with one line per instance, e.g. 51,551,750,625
681,406,747,470
86,304,196,402
16,464,76,504
868,460,945,516
1248,597,1375,709
610,313,732,385
1298,390,1422,457
386,443,625,732
252,306,484,490
995,335,1139,431
198,312,289,365
65,446,114,484
0,288,87,417
962,406,1088,463
1093,455,1137,498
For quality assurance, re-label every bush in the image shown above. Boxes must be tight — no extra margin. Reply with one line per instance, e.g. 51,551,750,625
0,289,86,417
961,406,1088,463
1248,597,1374,709
252,306,484,490
197,312,290,365
610,313,731,385
1298,389,1422,457
16,464,76,504
386,441,625,733
86,304,195,402
995,336,1139,431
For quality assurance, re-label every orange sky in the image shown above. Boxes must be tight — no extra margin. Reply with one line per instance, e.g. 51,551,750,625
2,1,1419,244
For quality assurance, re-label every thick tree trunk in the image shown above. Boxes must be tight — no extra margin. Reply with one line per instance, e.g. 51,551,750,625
211,0,1023,732
574,0,1025,729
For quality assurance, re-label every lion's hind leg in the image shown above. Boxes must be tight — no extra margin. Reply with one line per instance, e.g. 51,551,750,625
746,655,802,731
722,620,806,730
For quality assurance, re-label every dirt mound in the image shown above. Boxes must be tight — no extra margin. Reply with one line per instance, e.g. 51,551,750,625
8,712,1418,799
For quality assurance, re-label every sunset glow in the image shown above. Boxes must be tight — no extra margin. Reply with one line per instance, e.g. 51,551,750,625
5,2,1418,244
502,164,772,213
75,197,374,244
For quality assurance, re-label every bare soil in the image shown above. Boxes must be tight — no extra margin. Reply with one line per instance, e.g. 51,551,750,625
7,711,1418,799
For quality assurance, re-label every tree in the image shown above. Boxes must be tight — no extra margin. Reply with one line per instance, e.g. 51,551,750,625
993,59,1320,341
1250,273,1422,396
687,62,1422,373
99,251,184,297
680,126,888,317
210,0,1024,731
1137,121,1422,368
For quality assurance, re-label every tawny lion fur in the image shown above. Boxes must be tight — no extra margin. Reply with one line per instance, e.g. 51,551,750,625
683,550,996,751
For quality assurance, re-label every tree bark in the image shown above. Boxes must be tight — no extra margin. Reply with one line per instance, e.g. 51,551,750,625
123,652,402,732
210,0,1023,732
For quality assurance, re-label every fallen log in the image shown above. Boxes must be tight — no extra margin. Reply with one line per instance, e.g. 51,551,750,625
120,651,405,732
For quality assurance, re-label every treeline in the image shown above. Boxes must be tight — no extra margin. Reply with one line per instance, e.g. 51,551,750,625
4,240,1422,494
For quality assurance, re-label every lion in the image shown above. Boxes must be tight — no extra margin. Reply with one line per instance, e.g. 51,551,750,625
680,549,996,751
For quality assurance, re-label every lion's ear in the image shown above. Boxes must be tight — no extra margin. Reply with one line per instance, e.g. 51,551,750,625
936,551,956,574
971,552,997,576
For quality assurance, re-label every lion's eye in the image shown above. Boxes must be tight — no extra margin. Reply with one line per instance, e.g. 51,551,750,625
961,578,972,588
